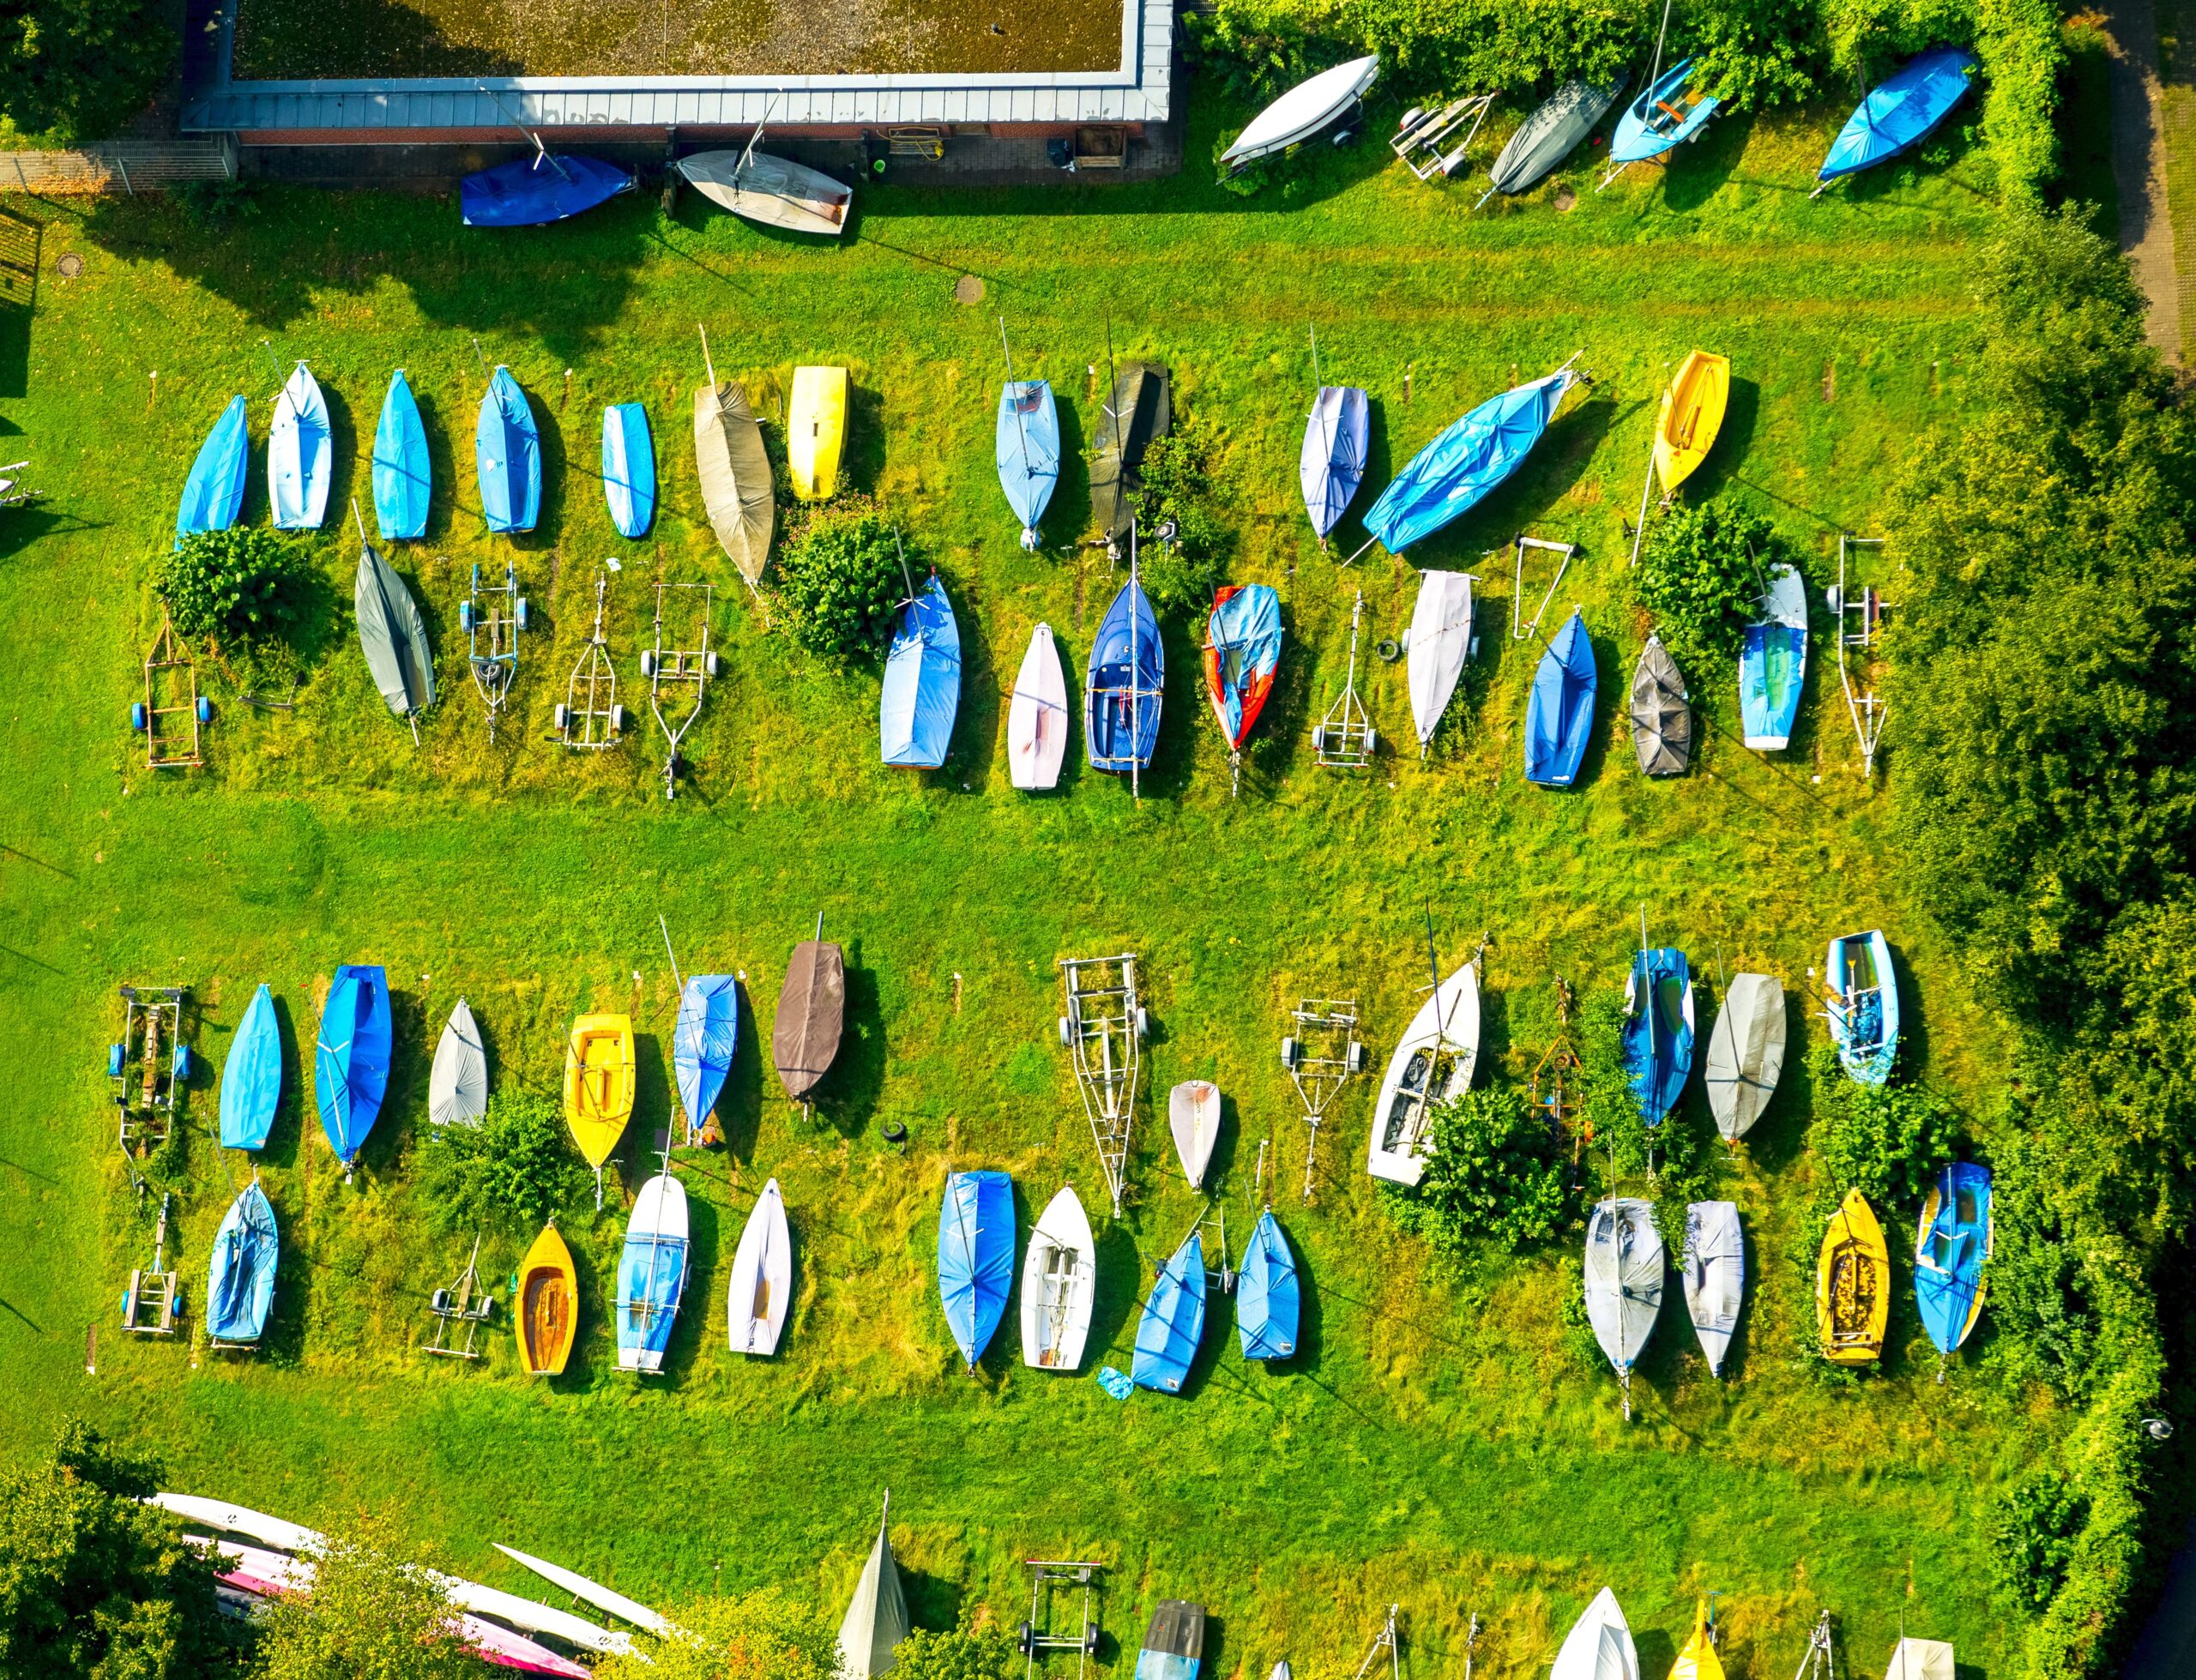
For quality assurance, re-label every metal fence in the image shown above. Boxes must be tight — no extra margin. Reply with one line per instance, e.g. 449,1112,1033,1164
0,135,237,196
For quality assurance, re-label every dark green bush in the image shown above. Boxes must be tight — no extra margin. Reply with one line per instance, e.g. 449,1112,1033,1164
775,510,911,668
158,527,313,647
0,0,174,142
889,1619,1019,1680
416,1089,590,1233
1136,419,1233,615
176,178,261,229
1384,1085,1571,1255
1989,1467,2088,1616
1633,497,1797,679
1805,1045,1958,1204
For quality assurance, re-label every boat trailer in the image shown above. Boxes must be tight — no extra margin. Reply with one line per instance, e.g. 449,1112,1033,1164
135,615,208,770
1511,534,1576,642
110,984,188,1158
1018,1561,1101,1680
424,1233,496,1358
1312,591,1377,768
1391,94,1494,181
1280,997,1366,1200
643,581,718,799
462,561,527,741
1829,534,1888,779
556,569,627,750
121,1190,183,1336
1057,952,1148,1218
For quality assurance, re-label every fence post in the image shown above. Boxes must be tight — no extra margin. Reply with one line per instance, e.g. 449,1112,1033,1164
114,152,133,196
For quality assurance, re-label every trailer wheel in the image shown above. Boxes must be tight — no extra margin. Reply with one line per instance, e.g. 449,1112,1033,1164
1346,1041,1367,1075
705,651,721,677
1017,1624,1035,1658
1280,1035,1298,1070
641,649,657,677
130,702,146,732
1134,1006,1150,1043
1057,1015,1072,1049
1364,725,1379,756
610,704,628,734
553,703,570,732
1311,724,1326,753
516,597,530,630
459,600,474,632
1084,1626,1101,1657
195,696,212,724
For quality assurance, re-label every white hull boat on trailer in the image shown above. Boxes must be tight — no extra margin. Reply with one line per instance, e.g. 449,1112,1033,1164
1221,56,1381,172
1683,1199,1745,1376
678,148,851,238
1020,1183,1096,1371
1407,570,1475,753
727,1176,793,1355
1367,961,1478,1185
1553,1587,1641,1680
1008,622,1070,791
494,1542,679,1639
1168,1081,1222,1189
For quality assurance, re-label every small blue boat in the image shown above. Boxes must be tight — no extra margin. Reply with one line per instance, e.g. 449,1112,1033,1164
1610,57,1720,164
995,380,1060,551
1915,1161,1993,1354
1132,1231,1206,1394
1825,929,1899,1085
1362,367,1582,555
218,983,282,1152
175,395,249,550
1623,947,1694,1126
602,401,656,539
1524,609,1596,786
673,974,739,1134
1818,47,1978,189
461,154,633,227
938,1170,1014,1371
1086,575,1163,774
314,964,391,1170
1740,563,1808,750
268,363,331,532
880,575,962,769
1300,385,1368,542
477,367,541,535
616,1173,691,1375
206,1178,279,1346
1236,1209,1299,1361
372,370,431,541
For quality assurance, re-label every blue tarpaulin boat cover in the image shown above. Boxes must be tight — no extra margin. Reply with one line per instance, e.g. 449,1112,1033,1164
1610,58,1720,162
1916,1161,1992,1354
1623,947,1694,1125
880,576,962,768
1237,1209,1300,1360
219,983,282,1152
1132,1231,1207,1393
176,395,249,550
1300,385,1368,541
938,1170,1014,1370
602,401,656,539
461,154,633,227
372,370,431,541
477,367,541,535
616,1177,689,1372
1362,369,1581,554
1524,610,1596,786
314,964,391,1167
1819,47,1978,184
1204,583,1282,753
995,381,1061,549
1087,577,1164,772
206,1178,279,1344
674,974,739,1129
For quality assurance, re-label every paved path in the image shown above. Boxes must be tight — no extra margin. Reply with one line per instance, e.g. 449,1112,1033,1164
2105,0,2183,361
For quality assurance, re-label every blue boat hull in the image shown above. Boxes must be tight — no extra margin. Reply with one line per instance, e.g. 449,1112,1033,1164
1610,58,1720,163
673,974,739,1128
477,368,541,535
206,1180,279,1344
1363,370,1577,554
1826,930,1899,1085
1086,579,1163,771
1819,47,1978,184
176,395,250,549
602,401,656,538
1915,1161,1992,1353
372,370,431,541
881,576,962,768
461,154,633,226
1132,1232,1206,1393
1524,610,1596,786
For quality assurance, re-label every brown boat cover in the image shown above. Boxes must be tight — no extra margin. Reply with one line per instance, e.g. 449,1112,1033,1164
774,939,845,1099
1089,362,1172,545
695,381,775,584
1630,633,1691,776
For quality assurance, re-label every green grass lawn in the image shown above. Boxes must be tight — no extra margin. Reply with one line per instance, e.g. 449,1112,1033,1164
0,95,2040,1678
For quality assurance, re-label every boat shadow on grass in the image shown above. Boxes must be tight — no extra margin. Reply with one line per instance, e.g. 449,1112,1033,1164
809,944,886,1141
1639,115,1749,217
1676,376,1761,508
1088,1218,1145,1370
655,1191,721,1388
708,979,769,1164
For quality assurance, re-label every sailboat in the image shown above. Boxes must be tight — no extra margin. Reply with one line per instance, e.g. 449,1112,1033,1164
996,321,1060,551
677,111,853,238
1603,0,1720,187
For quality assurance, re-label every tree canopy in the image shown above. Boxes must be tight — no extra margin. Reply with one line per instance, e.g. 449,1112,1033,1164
0,0,172,143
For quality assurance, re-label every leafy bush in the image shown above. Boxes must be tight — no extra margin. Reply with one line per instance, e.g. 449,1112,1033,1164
891,1620,1019,1680
1804,1045,1958,1204
595,1588,838,1680
176,178,260,229
1136,419,1233,615
1574,987,1716,1243
158,527,313,647
775,510,910,668
0,0,174,142
1384,1085,1570,1255
1633,497,1796,679
256,1529,474,1680
1989,1468,2088,1616
1972,1122,2099,1396
415,1089,590,1234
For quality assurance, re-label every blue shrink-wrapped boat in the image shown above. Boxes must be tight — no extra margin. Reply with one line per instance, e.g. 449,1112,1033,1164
673,974,739,1135
176,395,249,550
1623,947,1695,1126
477,367,541,535
218,983,281,1152
1086,575,1163,774
1300,385,1367,542
938,1170,1014,1371
602,401,656,539
1362,367,1582,556
996,379,1060,551
1236,1209,1300,1360
206,1178,279,1346
1818,47,1978,190
880,575,962,769
314,964,391,1170
372,370,431,541
1131,1231,1207,1394
461,154,633,227
1524,609,1596,786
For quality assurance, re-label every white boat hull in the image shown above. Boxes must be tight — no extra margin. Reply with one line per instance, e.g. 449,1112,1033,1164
1367,961,1478,1184
1167,1081,1221,1189
1019,1184,1096,1371
727,1177,793,1354
1008,622,1070,790
679,148,851,237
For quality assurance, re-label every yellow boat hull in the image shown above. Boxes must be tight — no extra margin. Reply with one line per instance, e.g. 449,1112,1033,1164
788,364,848,502
1668,1601,1725,1680
1817,1188,1890,1364
563,1011,635,1169
516,1221,578,1377
1653,349,1729,499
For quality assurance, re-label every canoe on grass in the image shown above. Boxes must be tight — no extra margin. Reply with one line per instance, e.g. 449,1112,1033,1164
177,395,249,549
218,983,281,1151
1007,623,1070,792
1915,1161,1993,1354
1682,1200,1744,1377
677,148,852,238
938,1170,1014,1371
1220,55,1379,171
516,1220,577,1376
1524,609,1596,787
1202,584,1282,755
601,401,655,539
1089,362,1171,547
206,1179,279,1346
1407,570,1475,751
788,364,848,502
1362,366,1582,556
1740,563,1807,750
674,974,739,1135
493,1542,675,1640
268,364,330,532
1825,929,1899,1085
997,379,1061,549
880,575,962,769
354,540,436,732
616,1172,691,1375
1085,576,1163,773
1819,47,1979,187
563,1013,635,1175
1622,945,1694,1125
1818,1189,1889,1364
314,964,390,1169
1136,1600,1206,1680
1610,58,1719,164
1167,1081,1222,1189
1131,1232,1206,1394
1237,1208,1299,1360
727,1177,793,1355
1630,635,1690,776
1551,1587,1639,1680
1583,1198,1662,1386
695,381,775,585
1486,79,1626,197
477,366,541,535
461,154,632,226
372,370,431,541
774,936,845,1100
1653,350,1729,499
1704,972,1784,1140
1020,1184,1095,1372
428,997,487,1128
1368,960,1477,1186
1300,384,1368,540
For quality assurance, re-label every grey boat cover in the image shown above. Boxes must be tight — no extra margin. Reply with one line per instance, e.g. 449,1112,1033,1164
775,938,846,1100
1704,972,1785,1140
695,381,775,585
1090,363,1172,545
1142,1601,1206,1665
1489,79,1627,196
1681,1200,1744,1376
354,540,436,724
1583,1197,1663,1376
1630,635,1691,776
836,1504,910,1680
428,997,488,1128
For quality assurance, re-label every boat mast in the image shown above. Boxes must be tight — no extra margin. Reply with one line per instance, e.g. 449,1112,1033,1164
1310,324,1337,548
1645,0,1675,120
474,80,572,182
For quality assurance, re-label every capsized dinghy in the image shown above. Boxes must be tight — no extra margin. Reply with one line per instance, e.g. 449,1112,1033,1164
219,983,281,1151
355,539,436,737
1300,384,1368,540
177,395,249,549
1137,1601,1206,1680
1021,1183,1096,1372
1086,574,1163,773
516,1220,578,1376
727,1177,793,1355
1221,55,1379,172
1704,973,1784,1140
1552,1587,1640,1680
880,575,962,769
1237,1208,1299,1360
1610,58,1719,164
997,378,1061,550
788,364,848,502
774,932,845,1101
564,1013,635,1201
372,370,431,541
206,1178,279,1346
1623,945,1694,1125
1584,1199,1662,1413
1915,1161,1992,1354
1524,609,1596,787
674,973,739,1137
268,364,330,532
1482,80,1626,201
695,380,775,584
477,366,541,535
1007,623,1070,792
1368,959,1478,1185
1825,929,1898,1085
1682,1200,1744,1376
314,964,390,1170
1167,1081,1222,1189
1630,635,1690,776
428,997,487,1128
1362,364,1583,556
1653,350,1729,500
1407,569,1475,753
1818,1189,1889,1363
601,401,655,539
1131,1231,1206,1394
938,1169,1015,1371
461,154,632,226
678,146,852,237
616,1171,691,1375
1819,47,1978,189
1090,362,1171,548
1740,563,1807,749
1203,584,1282,761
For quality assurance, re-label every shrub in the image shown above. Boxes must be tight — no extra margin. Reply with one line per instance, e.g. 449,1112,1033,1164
255,1529,474,1680
158,527,313,647
775,510,910,668
1989,1467,2088,1616
1805,1045,1958,1204
891,1620,1019,1680
1385,1085,1570,1255
176,178,260,229
594,1588,838,1680
415,1089,590,1234
1136,419,1233,615
1633,497,1796,679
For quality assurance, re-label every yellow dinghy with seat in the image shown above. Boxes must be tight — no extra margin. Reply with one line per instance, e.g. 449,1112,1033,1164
516,1219,578,1377
564,1012,635,1207
1630,347,1731,563
1667,1600,1725,1680
788,365,848,502
1817,1188,1890,1364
